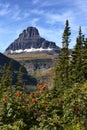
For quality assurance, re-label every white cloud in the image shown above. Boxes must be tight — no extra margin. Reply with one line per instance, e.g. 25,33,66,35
0,3,10,8
11,5,21,21
32,0,67,7
75,0,87,13
32,0,40,4
23,12,30,18
31,9,45,15
40,1,59,7
0,27,14,34
46,11,74,25
36,26,63,47
0,3,10,16
13,18,40,37
0,3,22,21
31,18,40,26
30,8,77,33
1,0,87,52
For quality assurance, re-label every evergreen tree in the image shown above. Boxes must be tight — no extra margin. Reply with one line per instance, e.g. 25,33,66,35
7,60,13,85
70,27,84,83
17,66,24,87
0,64,7,92
55,20,71,86
1,61,13,87
81,37,87,80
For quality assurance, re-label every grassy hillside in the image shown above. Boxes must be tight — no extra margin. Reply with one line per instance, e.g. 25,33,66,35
8,52,58,61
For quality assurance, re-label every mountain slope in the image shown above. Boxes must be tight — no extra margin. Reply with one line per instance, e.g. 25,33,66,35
0,52,22,71
4,26,60,87
0,53,37,85
7,52,58,87
4,27,60,54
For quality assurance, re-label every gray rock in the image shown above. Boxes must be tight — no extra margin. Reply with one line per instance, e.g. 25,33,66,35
5,27,60,54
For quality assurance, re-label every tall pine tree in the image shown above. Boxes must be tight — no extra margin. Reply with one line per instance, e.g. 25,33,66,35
1,61,13,91
17,66,24,87
70,27,84,83
55,20,71,86
80,37,87,81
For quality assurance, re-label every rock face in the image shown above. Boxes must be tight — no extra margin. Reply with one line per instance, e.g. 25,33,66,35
5,27,60,54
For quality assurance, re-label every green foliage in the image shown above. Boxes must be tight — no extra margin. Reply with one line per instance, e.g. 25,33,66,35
0,82,87,130
1,61,13,88
17,66,25,86
0,120,26,130
70,27,85,83
55,20,71,87
64,123,85,130
62,83,87,126
55,23,87,87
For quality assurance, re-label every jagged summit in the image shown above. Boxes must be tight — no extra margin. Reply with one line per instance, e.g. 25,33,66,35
5,27,60,54
21,27,40,38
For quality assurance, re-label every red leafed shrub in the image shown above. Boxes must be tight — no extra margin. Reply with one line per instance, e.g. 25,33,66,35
32,98,37,103
0,83,87,130
74,106,79,111
16,91,21,97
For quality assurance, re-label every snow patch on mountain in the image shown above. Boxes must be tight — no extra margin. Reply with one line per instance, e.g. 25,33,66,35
10,48,53,54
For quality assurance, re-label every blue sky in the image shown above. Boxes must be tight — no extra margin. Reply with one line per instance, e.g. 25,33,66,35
0,0,87,52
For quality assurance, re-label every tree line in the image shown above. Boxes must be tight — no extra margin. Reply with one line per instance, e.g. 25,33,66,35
55,20,87,87
0,61,24,90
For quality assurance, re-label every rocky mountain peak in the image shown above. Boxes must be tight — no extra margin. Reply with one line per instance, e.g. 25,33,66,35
18,27,40,40
5,26,60,54
27,26,39,37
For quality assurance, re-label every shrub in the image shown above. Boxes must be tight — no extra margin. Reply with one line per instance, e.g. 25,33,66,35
0,82,87,129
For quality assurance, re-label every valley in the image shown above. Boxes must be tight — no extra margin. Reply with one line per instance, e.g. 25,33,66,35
8,52,58,87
